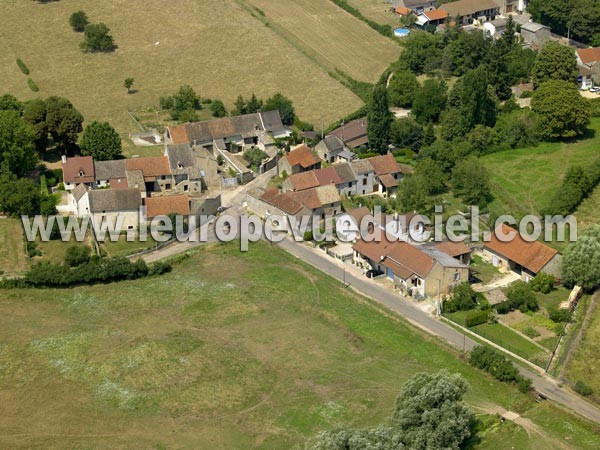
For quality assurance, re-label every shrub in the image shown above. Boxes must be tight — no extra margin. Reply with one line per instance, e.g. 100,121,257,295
27,78,39,92
496,281,538,314
444,282,480,313
517,377,533,393
548,307,571,323
64,245,91,267
81,23,115,52
530,273,555,293
148,261,172,276
574,380,593,397
522,326,541,339
469,346,524,385
69,11,89,32
303,230,313,241
465,310,489,327
16,58,29,75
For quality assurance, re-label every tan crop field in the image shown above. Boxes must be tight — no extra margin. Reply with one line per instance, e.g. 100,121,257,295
0,0,366,140
347,0,405,26
243,0,401,81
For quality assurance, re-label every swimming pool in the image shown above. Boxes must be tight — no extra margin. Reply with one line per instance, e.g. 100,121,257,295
394,28,411,38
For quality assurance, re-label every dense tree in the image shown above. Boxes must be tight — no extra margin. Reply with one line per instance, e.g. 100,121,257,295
412,78,447,124
415,157,447,195
532,80,590,138
0,171,41,216
494,109,539,149
176,109,199,123
452,157,491,206
309,371,474,450
440,108,470,141
445,29,491,76
0,110,38,176
529,0,600,43
210,99,228,118
264,92,295,125
531,42,578,87
505,46,537,85
391,118,423,152
124,77,134,93
367,84,393,154
459,66,497,131
0,94,22,112
22,99,48,151
80,121,122,160
45,96,84,148
243,147,268,170
505,281,539,312
562,224,600,290
65,245,91,267
80,23,115,52
388,70,419,108
398,174,431,212
69,11,88,32
422,123,436,147
172,85,200,113
398,30,442,74
391,371,475,450
466,125,497,155
444,282,480,313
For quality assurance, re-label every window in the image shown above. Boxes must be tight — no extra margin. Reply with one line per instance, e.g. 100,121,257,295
453,272,461,282
362,178,367,186
349,182,353,187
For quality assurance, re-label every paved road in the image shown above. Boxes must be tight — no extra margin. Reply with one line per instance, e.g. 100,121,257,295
276,237,600,425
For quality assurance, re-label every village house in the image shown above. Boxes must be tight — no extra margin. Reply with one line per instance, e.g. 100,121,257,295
278,145,321,175
282,163,357,197
368,153,403,196
415,8,448,28
62,156,95,191
328,117,369,150
336,206,373,243
481,224,561,282
353,239,469,299
397,0,436,14
94,159,127,190
145,195,191,220
432,240,472,265
577,47,600,86
315,135,356,163
72,185,141,230
165,110,290,153
493,0,525,14
379,212,428,243
520,22,551,48
246,187,313,227
442,0,499,25
289,184,342,219
350,159,376,195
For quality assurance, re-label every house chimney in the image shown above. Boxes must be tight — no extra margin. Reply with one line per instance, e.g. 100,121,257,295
61,155,67,164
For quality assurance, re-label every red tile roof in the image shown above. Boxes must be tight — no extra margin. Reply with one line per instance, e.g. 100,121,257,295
260,188,305,215
288,171,319,191
169,124,190,144
396,6,411,15
434,241,471,258
62,156,95,184
484,224,558,274
386,241,434,278
577,47,600,65
285,145,320,169
329,118,368,149
379,173,398,189
314,166,342,186
368,153,401,176
125,157,171,180
425,9,449,21
146,195,190,219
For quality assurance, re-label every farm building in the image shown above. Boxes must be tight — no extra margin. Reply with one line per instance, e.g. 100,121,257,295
481,224,561,282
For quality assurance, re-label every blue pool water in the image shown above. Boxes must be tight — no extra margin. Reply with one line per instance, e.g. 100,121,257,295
394,28,411,37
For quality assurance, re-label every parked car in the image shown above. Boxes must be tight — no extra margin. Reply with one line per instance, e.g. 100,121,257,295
366,269,384,278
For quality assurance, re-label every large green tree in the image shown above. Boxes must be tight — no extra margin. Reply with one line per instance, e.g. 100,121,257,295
452,157,491,206
22,99,49,152
412,78,448,124
529,0,600,43
80,121,122,160
69,11,88,32
367,84,393,154
80,23,115,52
264,92,295,125
0,110,38,176
531,80,590,138
391,118,423,152
0,171,41,217
45,96,84,148
531,41,578,87
459,66,497,131
562,224,600,290
388,70,419,108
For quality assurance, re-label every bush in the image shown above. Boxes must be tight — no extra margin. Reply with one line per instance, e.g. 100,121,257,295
496,281,538,314
69,11,89,32
465,310,489,327
530,273,555,293
81,23,115,52
444,282,480,313
303,230,313,242
16,58,29,75
27,78,39,92
574,380,593,397
548,307,571,323
64,245,91,267
469,346,525,386
522,326,541,339
148,261,172,276
517,377,533,393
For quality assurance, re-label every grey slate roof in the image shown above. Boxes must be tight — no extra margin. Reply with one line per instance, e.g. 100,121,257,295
88,188,141,213
259,110,285,132
351,159,374,174
333,163,357,184
72,183,88,202
94,159,126,181
166,143,195,172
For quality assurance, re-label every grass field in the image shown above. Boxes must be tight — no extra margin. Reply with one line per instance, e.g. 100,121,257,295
242,0,400,82
346,0,404,26
0,218,28,276
482,118,600,218
0,242,599,449
0,0,365,140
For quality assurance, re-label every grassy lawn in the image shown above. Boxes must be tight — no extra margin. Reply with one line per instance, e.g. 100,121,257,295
470,255,502,284
101,235,158,257
0,242,598,448
34,236,92,264
0,218,28,276
482,118,600,219
346,0,404,26
471,323,550,367
0,0,363,139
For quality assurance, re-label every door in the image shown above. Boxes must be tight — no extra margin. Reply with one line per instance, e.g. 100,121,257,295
492,255,498,267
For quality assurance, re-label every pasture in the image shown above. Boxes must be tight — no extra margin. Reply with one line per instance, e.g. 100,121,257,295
0,0,364,139
347,0,404,26
242,0,401,82
0,218,27,276
481,118,600,219
0,242,598,449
